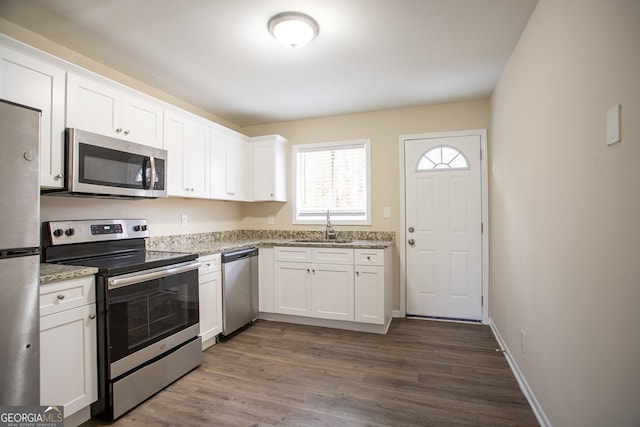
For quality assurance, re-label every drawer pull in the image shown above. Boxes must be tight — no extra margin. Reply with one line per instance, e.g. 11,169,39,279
356,271,360,277
367,256,371,260
57,294,65,300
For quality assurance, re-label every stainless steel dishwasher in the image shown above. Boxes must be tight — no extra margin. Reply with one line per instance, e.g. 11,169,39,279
221,247,259,336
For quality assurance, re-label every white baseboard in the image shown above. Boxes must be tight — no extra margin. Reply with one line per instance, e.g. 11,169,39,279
489,319,552,427
392,309,401,318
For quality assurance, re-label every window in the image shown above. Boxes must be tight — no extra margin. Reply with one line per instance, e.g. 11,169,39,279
417,145,469,171
293,139,371,225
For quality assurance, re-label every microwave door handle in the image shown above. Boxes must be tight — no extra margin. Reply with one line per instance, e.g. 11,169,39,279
141,156,150,189
149,156,156,191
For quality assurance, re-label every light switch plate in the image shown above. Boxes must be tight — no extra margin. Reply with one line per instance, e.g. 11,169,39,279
383,207,391,218
606,104,621,145
181,214,188,226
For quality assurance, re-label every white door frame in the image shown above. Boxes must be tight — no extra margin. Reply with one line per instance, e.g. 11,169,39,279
399,129,489,323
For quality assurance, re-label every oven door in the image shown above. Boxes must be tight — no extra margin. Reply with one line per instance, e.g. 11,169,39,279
105,260,200,378
67,128,167,198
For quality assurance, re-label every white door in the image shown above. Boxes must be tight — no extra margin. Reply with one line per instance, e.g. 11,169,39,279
405,134,483,321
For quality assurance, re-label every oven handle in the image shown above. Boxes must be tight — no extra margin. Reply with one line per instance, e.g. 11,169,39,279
107,260,201,290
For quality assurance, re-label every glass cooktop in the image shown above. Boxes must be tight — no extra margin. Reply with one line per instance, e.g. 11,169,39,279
61,250,197,276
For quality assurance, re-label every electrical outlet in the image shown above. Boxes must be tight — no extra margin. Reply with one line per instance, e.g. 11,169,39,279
181,214,188,227
383,207,391,218
521,330,526,353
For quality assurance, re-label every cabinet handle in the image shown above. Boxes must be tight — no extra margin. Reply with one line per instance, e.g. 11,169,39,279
56,294,65,300
356,271,360,277
115,128,123,133
366,256,371,260
270,193,274,197
312,269,316,274
124,130,130,136
89,313,96,320
306,268,310,273
54,173,63,181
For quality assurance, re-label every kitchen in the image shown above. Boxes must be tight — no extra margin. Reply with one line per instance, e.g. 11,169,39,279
1,1,639,426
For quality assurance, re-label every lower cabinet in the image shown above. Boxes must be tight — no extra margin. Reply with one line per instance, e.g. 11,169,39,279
198,253,222,349
270,246,393,326
40,276,97,420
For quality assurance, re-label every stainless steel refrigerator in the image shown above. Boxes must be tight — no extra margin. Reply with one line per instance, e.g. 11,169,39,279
0,99,41,405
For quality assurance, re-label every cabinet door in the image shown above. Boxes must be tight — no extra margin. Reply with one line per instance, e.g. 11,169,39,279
274,261,312,316
253,140,276,201
0,46,66,188
199,271,222,347
210,130,228,200
40,304,97,417
122,94,163,148
311,263,354,321
67,73,122,138
355,266,385,324
252,136,287,202
226,135,251,201
164,110,210,198
258,248,275,313
184,120,211,198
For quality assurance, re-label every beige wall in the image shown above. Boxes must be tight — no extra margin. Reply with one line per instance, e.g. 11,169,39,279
490,0,640,425
243,101,490,309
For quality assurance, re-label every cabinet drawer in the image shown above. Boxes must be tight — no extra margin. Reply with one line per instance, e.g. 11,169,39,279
312,248,354,265
199,254,221,275
274,246,312,262
40,276,95,316
355,249,384,266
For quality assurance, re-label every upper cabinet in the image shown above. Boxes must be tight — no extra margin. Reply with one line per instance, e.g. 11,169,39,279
211,128,252,201
251,135,288,202
67,73,164,148
164,109,211,199
0,45,66,188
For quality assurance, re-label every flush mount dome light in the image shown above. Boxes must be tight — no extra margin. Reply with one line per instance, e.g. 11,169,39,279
268,12,319,49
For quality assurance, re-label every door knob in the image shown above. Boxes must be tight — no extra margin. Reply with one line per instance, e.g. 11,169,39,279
408,239,415,245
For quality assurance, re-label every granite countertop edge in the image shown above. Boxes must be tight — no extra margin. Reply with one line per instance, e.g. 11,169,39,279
40,239,393,282
162,239,394,256
40,263,99,285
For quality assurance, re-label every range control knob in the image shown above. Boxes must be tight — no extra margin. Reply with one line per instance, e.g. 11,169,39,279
141,225,148,231
64,228,75,236
133,225,141,232
52,228,64,237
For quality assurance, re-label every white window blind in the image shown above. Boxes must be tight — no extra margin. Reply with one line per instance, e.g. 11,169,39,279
294,140,370,224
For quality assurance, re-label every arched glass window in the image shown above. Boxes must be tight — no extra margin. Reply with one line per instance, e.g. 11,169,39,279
416,145,469,171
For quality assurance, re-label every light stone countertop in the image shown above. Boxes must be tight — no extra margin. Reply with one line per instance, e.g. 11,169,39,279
40,233,394,283
154,238,394,257
40,263,99,285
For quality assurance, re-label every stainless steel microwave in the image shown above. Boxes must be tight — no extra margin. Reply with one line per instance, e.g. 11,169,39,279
44,128,167,199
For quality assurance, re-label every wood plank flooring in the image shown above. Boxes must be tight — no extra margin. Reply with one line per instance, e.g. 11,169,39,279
82,319,538,426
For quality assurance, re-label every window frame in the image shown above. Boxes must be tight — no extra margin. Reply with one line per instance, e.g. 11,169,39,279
292,139,371,225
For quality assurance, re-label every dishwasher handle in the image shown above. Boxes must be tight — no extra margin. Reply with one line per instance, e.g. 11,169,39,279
221,247,258,263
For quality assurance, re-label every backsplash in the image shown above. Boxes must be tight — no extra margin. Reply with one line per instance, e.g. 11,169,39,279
146,229,395,250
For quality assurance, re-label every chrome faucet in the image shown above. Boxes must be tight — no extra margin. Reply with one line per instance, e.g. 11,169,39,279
325,210,337,240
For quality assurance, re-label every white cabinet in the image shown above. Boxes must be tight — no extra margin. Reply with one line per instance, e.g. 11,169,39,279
198,254,222,349
251,135,288,202
274,247,354,321
0,45,66,188
211,129,252,201
258,247,275,313
354,249,387,325
164,109,211,198
67,73,164,148
40,276,97,419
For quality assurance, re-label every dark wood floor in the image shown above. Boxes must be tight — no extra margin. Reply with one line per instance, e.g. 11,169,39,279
83,319,538,426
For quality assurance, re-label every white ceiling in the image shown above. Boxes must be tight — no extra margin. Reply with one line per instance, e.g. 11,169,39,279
0,0,538,127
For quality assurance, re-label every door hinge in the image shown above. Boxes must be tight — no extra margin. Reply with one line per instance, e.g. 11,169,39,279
481,222,484,233
480,148,483,160
481,296,484,307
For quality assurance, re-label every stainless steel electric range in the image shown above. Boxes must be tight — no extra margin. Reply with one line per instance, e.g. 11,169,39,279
42,219,202,420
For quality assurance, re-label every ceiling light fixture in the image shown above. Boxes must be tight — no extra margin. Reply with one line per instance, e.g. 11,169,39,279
268,12,319,49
